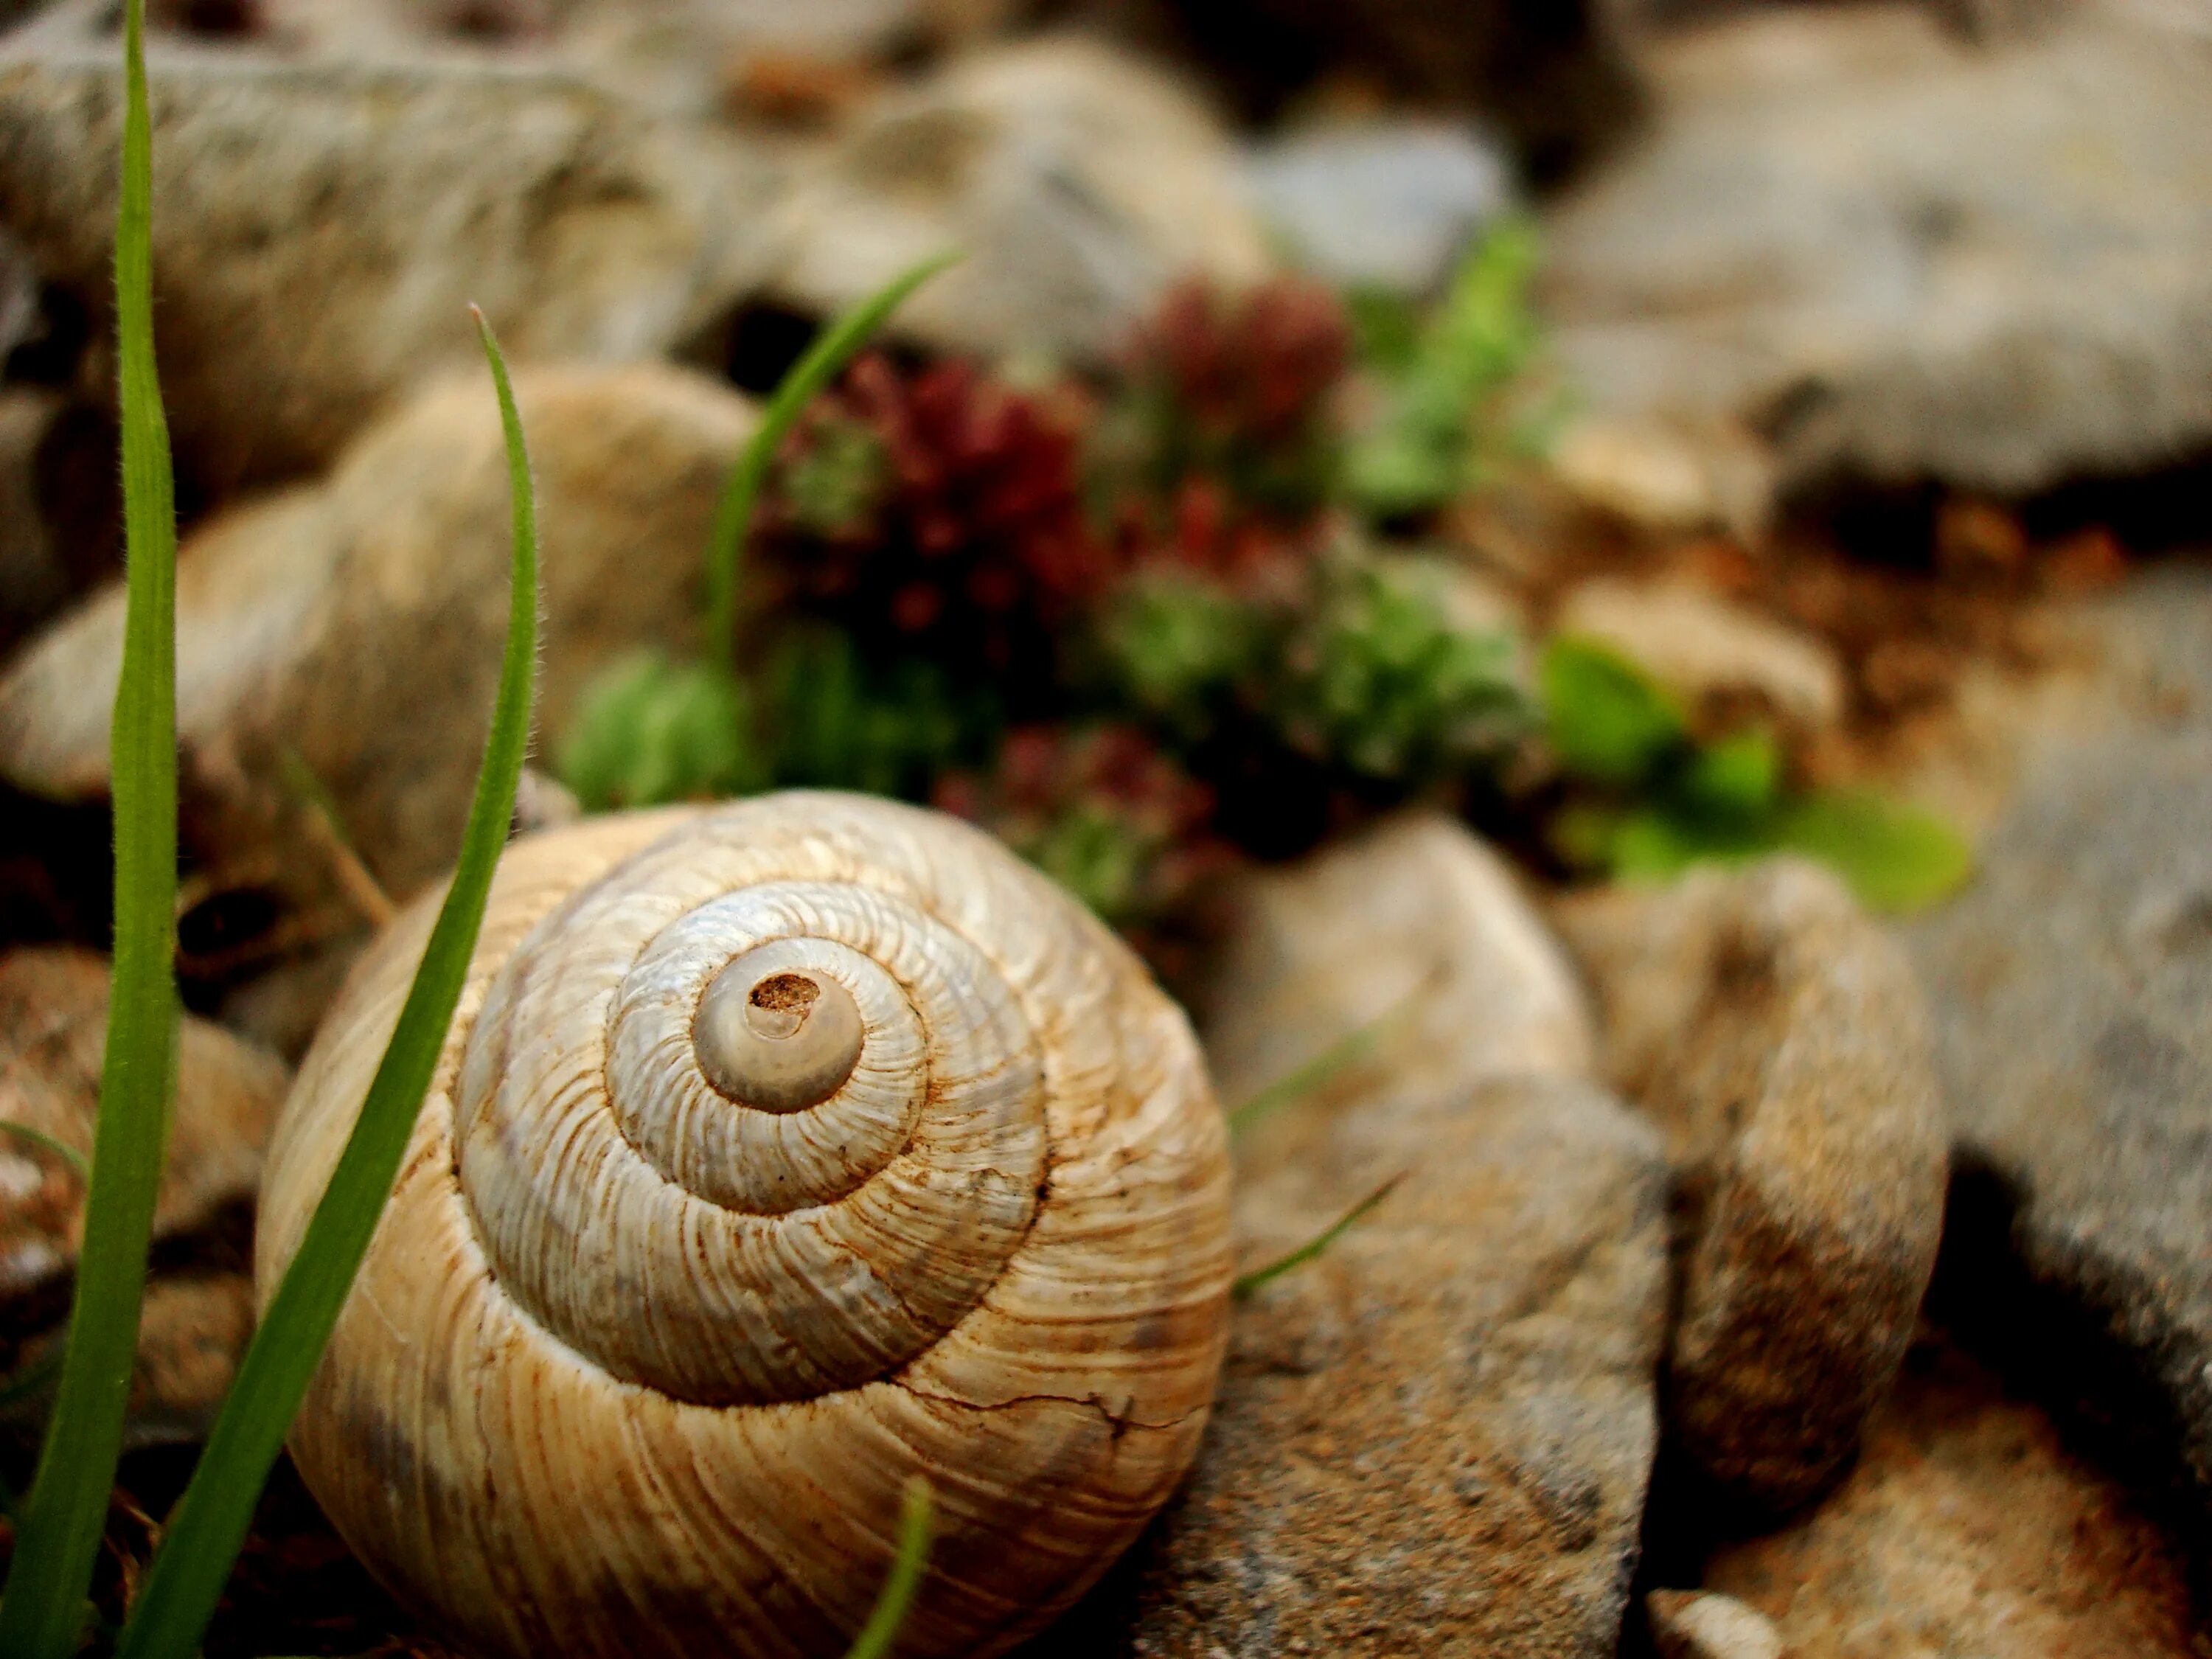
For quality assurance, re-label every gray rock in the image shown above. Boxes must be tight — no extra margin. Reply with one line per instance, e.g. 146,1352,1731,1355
1541,4,2212,495
1645,1591,1780,1659
1200,810,1596,1113
1705,1335,2205,1657
1559,860,1948,1510
1907,559,2212,1554
1242,119,1512,295
759,36,1270,364
0,364,757,913
0,38,783,489
1056,1075,1668,1656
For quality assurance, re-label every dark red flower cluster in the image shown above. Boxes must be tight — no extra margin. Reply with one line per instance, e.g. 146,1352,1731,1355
763,354,1119,689
1133,276,1352,460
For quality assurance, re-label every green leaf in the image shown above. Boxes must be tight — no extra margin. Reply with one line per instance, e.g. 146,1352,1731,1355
843,1475,934,1659
1233,1175,1403,1298
108,308,541,1659
1778,789,1975,914
1677,728,1783,822
703,251,959,668
1540,636,1686,787
1605,804,1776,883
0,0,179,1649
557,650,759,810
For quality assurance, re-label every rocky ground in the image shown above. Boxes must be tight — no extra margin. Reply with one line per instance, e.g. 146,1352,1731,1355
0,0,2208,1655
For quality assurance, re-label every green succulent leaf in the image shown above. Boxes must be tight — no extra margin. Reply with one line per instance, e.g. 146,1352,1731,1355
1540,636,1687,787
1677,728,1784,822
557,650,761,810
1778,789,1975,914
1279,555,1528,784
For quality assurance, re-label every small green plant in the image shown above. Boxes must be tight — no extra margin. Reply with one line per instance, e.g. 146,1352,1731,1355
1540,636,1972,911
557,256,957,813
1273,554,1529,785
1344,223,1549,519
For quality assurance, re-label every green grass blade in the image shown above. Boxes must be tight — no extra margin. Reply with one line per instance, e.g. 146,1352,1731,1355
1233,1175,1403,1299
1223,989,1424,1138
703,251,958,668
844,1476,935,1659
0,0,179,1649
0,1119,92,1183
109,309,540,1659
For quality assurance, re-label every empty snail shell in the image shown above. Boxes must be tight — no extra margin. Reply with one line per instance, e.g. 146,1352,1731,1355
255,793,1233,1659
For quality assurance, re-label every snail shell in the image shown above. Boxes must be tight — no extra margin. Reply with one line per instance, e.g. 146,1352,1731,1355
256,793,1233,1659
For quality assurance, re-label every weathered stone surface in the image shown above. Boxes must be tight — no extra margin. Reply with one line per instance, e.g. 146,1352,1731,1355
1542,4,2212,495
1559,860,1947,1509
1200,810,1595,1111
1705,1336,2205,1658
0,947,288,1302
1907,559,2212,1553
0,364,756,911
1053,1075,1668,1657
0,38,782,488
759,37,1269,364
1645,1591,1780,1659
1555,577,1844,745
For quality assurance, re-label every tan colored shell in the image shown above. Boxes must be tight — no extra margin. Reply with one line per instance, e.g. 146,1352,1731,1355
256,793,1232,1659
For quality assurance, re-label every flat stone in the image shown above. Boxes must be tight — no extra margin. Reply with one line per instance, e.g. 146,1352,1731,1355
1541,5,2212,495
1200,810,1595,1113
1705,1335,2205,1658
0,947,289,1304
1559,860,1947,1510
1907,558,2212,1554
0,37,782,489
1034,1074,1668,1657
0,364,756,914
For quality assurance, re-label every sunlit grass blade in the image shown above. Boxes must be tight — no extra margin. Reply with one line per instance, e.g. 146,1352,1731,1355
1223,987,1425,1138
703,251,959,668
0,1119,92,1183
1233,1174,1404,1299
0,0,178,1649
844,1476,935,1659
108,308,540,1659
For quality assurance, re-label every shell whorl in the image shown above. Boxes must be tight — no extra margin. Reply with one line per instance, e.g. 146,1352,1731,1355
256,793,1233,1659
453,830,1052,1406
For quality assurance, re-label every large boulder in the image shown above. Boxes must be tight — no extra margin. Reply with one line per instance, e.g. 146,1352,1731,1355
0,33,781,489
1541,4,2212,496
1907,559,2212,1558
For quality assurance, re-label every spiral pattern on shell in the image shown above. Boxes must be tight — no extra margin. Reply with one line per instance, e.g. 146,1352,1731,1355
256,794,1233,1659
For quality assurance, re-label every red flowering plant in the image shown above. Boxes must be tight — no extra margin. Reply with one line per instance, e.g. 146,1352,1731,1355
759,352,1121,715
